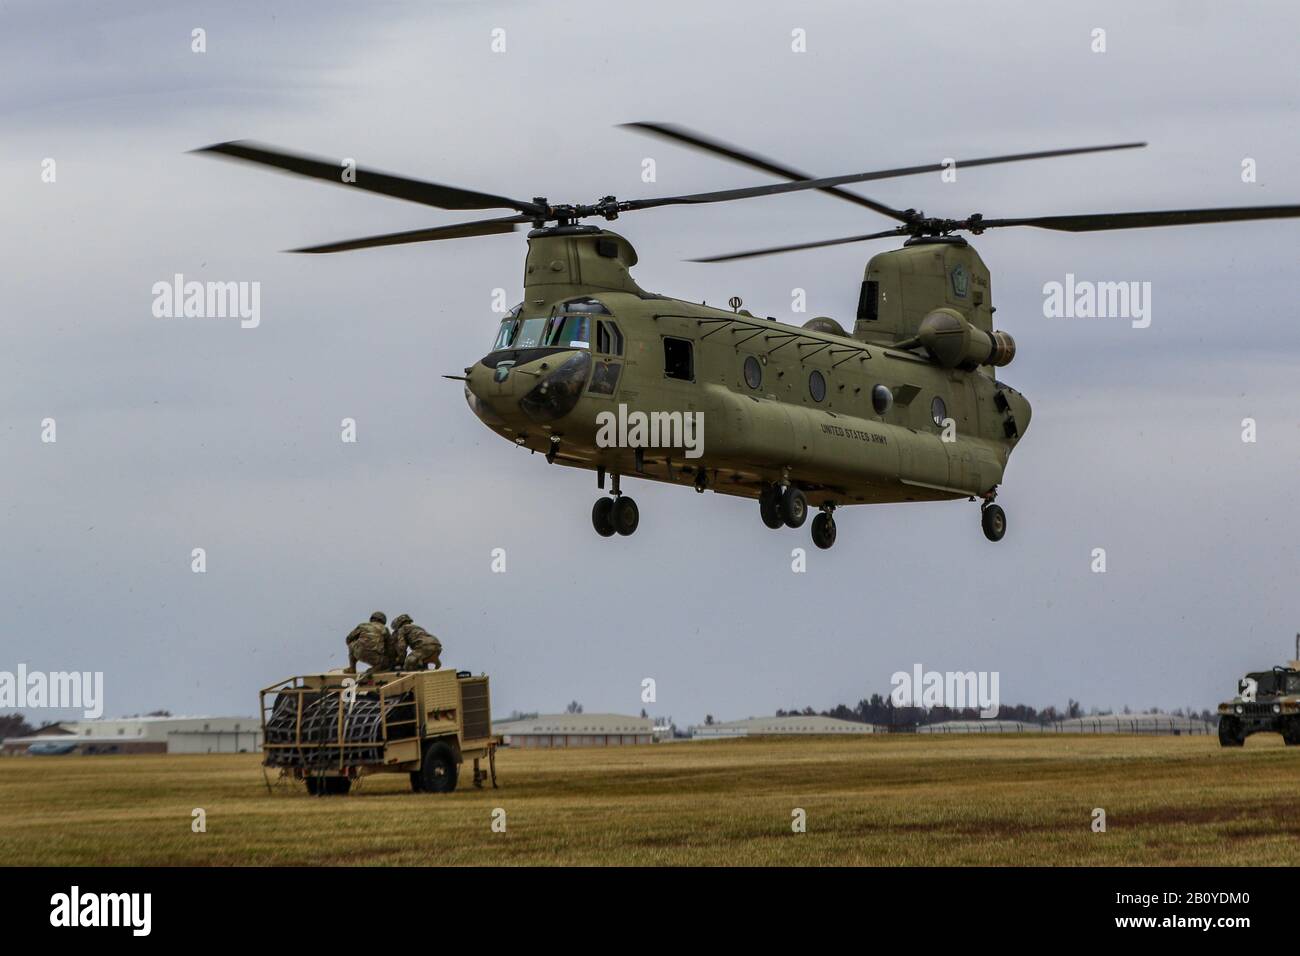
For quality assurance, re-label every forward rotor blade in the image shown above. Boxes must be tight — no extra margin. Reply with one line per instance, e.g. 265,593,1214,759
194,141,545,216
623,122,911,223
690,229,908,263
622,142,1147,213
288,215,529,254
977,205,1300,233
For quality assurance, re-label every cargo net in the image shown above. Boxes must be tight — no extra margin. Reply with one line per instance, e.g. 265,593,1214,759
264,689,416,770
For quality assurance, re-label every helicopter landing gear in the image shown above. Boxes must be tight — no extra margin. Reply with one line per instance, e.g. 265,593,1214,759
980,503,1006,542
758,483,807,529
811,507,837,550
759,483,784,529
611,496,639,536
781,485,807,529
593,473,639,537
592,498,615,537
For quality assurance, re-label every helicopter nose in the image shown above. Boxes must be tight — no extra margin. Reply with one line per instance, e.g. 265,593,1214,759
465,350,591,424
518,350,590,423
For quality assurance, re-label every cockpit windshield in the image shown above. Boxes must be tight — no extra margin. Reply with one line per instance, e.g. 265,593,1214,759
492,315,547,351
542,314,592,349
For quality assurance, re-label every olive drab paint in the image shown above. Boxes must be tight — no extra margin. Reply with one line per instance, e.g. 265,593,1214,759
464,227,1030,517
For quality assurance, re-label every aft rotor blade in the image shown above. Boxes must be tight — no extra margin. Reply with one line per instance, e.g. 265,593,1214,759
194,141,546,216
621,142,1147,212
623,122,912,223
690,229,907,263
977,205,1300,233
288,215,530,253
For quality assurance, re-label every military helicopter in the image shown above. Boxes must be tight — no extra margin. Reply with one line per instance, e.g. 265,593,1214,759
195,127,1300,548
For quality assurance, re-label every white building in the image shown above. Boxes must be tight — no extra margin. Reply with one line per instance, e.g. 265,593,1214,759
494,713,653,748
693,716,880,738
2,716,261,755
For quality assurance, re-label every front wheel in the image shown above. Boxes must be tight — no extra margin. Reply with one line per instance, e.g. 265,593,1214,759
592,497,615,537
1218,717,1245,747
612,496,639,536
781,486,807,529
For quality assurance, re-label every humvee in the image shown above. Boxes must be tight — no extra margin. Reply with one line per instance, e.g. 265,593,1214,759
1217,661,1300,747
260,669,499,793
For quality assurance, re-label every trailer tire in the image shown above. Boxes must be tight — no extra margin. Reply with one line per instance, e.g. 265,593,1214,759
306,775,351,796
419,741,459,793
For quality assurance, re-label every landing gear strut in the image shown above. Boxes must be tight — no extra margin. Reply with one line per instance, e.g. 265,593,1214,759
592,473,639,537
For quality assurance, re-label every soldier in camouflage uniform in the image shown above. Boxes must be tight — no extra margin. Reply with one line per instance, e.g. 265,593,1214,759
390,613,443,670
346,611,390,674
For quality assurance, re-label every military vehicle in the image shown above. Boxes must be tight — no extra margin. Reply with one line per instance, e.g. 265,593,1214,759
1217,644,1300,747
260,669,498,794
196,127,1300,548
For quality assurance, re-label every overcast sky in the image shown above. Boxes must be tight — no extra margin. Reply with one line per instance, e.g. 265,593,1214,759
4,0,1299,725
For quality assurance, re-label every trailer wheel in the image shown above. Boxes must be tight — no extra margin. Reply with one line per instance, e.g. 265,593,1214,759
419,741,459,793
306,775,351,795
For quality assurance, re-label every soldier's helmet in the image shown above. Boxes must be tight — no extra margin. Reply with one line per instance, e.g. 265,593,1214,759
391,614,413,631
369,611,387,625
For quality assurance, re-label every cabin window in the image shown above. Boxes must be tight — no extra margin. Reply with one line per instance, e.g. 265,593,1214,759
743,356,762,390
664,337,694,381
596,320,624,356
931,395,947,426
872,384,893,415
808,370,827,403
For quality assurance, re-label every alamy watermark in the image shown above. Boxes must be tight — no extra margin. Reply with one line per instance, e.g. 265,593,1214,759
1,665,103,718
1042,274,1151,329
152,274,260,328
595,403,704,459
890,663,1000,718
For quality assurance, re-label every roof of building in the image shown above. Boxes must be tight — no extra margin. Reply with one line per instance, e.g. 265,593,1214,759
695,716,880,735
918,720,1051,733
493,713,653,735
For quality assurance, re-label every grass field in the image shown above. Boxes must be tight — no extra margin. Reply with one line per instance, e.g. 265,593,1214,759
1,734,1296,866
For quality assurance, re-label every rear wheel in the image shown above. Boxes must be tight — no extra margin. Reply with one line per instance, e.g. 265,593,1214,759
811,512,837,549
981,504,1006,542
419,741,459,793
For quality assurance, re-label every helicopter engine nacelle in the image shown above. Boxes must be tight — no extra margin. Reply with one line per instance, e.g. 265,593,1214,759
915,308,1015,369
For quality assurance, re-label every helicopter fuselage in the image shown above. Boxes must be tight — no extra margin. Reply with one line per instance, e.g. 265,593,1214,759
463,227,1031,514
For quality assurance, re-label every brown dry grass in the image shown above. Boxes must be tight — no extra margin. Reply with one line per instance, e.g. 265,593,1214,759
1,733,1295,865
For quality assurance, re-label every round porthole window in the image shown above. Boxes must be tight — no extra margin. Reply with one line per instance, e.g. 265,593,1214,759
931,395,947,426
743,355,762,390
872,384,893,415
809,370,827,403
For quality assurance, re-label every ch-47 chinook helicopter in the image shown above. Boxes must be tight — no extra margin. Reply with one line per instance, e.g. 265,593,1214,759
196,126,1300,548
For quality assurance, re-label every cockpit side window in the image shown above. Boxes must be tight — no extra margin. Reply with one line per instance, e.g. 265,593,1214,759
493,318,520,351
596,321,624,356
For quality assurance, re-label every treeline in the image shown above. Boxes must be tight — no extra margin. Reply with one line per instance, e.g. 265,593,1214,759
775,695,1216,726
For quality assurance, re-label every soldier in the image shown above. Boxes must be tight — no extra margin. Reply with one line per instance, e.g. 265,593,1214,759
346,611,390,674
391,613,443,670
